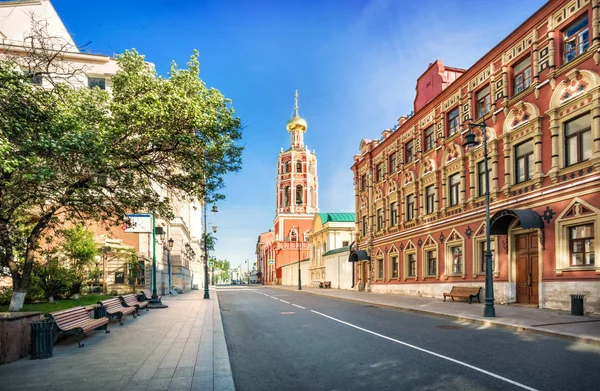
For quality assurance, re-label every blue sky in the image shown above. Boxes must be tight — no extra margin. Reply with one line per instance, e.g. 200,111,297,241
52,0,547,269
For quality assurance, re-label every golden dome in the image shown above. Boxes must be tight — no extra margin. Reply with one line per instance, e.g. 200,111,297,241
286,89,307,132
286,113,307,132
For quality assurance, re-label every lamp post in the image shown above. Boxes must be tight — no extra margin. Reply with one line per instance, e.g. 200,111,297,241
203,203,218,299
149,213,167,308
167,237,174,294
294,226,302,290
464,122,495,318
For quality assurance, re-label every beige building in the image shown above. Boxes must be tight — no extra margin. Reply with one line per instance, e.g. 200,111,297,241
0,0,205,295
308,213,355,284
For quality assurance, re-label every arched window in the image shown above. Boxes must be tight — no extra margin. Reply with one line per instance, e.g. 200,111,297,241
290,228,297,242
296,160,302,172
296,185,303,205
283,186,289,207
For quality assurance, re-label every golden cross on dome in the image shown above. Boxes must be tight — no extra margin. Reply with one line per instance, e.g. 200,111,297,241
294,90,299,117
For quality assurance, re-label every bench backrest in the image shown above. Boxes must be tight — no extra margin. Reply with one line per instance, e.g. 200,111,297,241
46,306,91,329
141,289,152,298
451,286,481,295
99,297,126,311
121,294,138,305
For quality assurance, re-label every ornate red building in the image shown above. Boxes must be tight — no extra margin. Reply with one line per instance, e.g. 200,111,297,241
352,0,600,313
270,92,319,283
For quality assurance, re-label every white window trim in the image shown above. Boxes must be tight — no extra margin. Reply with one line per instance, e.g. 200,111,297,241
472,236,499,277
404,242,418,281
444,230,466,278
388,251,400,281
422,243,439,279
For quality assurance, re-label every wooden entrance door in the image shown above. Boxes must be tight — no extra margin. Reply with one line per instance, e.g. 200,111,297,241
515,232,539,304
361,261,369,290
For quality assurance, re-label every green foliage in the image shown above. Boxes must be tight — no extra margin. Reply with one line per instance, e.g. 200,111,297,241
0,294,114,313
33,259,72,300
204,232,218,252
213,258,230,281
60,224,98,276
0,26,243,310
0,287,13,305
124,250,143,293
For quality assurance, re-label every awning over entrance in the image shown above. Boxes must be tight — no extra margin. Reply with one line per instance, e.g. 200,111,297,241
489,209,544,235
348,250,369,263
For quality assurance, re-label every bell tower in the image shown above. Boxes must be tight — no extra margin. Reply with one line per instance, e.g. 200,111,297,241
271,91,318,278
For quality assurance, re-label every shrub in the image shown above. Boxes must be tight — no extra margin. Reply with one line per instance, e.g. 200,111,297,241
0,287,13,305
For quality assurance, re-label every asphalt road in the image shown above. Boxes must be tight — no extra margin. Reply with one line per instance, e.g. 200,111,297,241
218,286,600,391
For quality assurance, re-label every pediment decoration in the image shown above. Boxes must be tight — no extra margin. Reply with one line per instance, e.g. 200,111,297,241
374,248,384,257
442,143,462,164
388,179,398,194
360,196,368,208
405,240,416,251
388,244,399,254
423,235,437,247
403,170,415,186
475,222,487,237
557,197,599,220
375,186,383,200
421,158,437,176
504,101,540,133
550,69,600,109
447,228,463,242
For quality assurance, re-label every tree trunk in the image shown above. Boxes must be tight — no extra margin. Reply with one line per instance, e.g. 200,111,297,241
48,295,55,304
8,290,26,312
73,293,79,300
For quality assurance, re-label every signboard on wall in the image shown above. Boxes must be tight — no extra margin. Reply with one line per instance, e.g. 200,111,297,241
268,259,274,265
124,213,152,233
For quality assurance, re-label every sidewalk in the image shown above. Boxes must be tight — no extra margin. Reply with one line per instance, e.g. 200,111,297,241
267,285,600,345
0,289,235,391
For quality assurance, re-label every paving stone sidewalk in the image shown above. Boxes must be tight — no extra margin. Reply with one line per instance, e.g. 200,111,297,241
0,289,235,391
266,284,600,345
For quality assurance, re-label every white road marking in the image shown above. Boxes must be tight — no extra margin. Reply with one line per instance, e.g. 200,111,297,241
292,304,306,310
310,310,538,391
279,300,290,304
271,296,279,300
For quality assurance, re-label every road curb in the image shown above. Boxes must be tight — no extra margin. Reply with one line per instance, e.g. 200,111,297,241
263,286,600,346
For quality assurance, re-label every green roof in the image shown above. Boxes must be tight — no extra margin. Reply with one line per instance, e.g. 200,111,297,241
318,213,355,224
323,246,351,257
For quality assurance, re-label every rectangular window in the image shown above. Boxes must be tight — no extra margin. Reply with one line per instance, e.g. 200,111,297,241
362,215,367,235
513,57,531,95
477,160,487,197
361,174,367,191
342,241,349,247
476,85,491,118
115,271,125,284
565,113,592,166
378,259,384,279
424,126,435,152
426,185,435,214
427,250,437,276
480,241,495,273
406,194,415,221
377,208,383,231
28,72,43,85
449,173,460,206
447,107,460,136
389,152,397,173
570,224,594,266
376,162,383,182
405,140,414,163
391,255,399,278
88,77,106,90
564,16,589,64
407,254,416,277
515,141,534,183
390,202,397,226
451,246,463,274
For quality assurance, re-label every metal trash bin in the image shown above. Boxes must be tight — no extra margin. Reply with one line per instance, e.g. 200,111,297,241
93,305,107,319
30,320,54,360
570,294,584,316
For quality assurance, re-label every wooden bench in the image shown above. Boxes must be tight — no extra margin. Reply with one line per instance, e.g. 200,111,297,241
119,294,149,315
45,306,109,348
443,286,482,304
319,281,331,289
98,297,137,325
139,289,161,301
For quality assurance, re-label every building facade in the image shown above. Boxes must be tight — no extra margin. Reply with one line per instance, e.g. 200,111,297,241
308,213,355,283
272,92,318,284
351,0,600,313
256,230,275,284
0,0,204,295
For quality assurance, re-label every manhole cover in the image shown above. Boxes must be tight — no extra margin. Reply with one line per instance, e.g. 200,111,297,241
436,325,461,330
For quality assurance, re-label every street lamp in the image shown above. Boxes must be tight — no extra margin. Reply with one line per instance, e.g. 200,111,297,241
167,237,174,294
203,203,218,299
464,122,495,318
293,226,302,290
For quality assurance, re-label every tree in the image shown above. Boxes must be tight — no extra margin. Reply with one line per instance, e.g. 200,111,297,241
0,20,243,310
59,224,98,298
213,259,230,283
